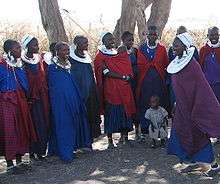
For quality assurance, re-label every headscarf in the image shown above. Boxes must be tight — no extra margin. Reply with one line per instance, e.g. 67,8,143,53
176,32,194,49
21,35,34,49
167,33,195,74
21,35,40,64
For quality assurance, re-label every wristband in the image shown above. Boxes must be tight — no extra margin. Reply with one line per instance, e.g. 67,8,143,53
103,68,110,75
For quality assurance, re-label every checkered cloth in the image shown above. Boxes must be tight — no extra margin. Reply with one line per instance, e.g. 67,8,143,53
0,90,36,160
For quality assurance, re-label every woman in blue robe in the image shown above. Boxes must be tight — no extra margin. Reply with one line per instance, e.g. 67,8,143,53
69,36,101,140
48,42,92,162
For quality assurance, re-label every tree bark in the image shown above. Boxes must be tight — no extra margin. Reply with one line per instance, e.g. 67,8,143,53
113,0,137,46
147,0,172,37
38,0,68,43
114,0,172,44
136,0,151,42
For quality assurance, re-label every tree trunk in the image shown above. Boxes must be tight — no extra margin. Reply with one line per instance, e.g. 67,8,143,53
136,0,152,42
114,0,172,44
38,0,68,43
113,0,137,46
147,0,172,37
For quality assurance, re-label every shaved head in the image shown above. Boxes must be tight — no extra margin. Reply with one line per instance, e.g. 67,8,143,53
177,26,187,35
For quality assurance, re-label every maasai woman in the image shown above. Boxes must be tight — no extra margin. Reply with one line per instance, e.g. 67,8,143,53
199,26,220,103
120,31,139,140
94,32,136,148
48,42,92,162
21,35,50,160
168,26,199,62
136,26,169,138
69,35,101,140
0,40,36,173
167,26,199,109
167,32,220,176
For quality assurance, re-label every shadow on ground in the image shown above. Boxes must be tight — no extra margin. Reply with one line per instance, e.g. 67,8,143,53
0,134,220,184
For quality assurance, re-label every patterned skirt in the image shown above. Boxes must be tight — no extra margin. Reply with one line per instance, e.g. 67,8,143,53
0,90,36,160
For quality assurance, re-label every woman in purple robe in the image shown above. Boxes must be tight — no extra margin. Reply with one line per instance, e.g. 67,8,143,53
167,26,199,109
167,32,220,176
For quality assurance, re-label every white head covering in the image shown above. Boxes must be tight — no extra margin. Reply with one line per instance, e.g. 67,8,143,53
167,47,195,74
21,35,34,49
21,35,40,64
167,32,195,74
176,32,194,48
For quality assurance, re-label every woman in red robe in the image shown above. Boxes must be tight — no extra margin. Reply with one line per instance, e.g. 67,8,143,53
136,26,169,140
21,35,50,160
0,40,36,173
94,32,136,148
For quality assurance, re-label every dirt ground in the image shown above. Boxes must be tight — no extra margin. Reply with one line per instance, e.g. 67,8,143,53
0,133,220,184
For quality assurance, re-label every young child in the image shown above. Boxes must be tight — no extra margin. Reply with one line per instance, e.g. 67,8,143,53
145,95,168,148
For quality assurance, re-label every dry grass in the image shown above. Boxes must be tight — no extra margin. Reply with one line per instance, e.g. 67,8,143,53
0,21,209,58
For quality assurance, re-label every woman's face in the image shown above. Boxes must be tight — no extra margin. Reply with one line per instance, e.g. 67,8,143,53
57,44,70,61
11,42,22,59
147,30,158,44
208,28,219,45
123,35,134,49
77,38,89,51
103,34,115,49
27,38,39,54
173,38,185,58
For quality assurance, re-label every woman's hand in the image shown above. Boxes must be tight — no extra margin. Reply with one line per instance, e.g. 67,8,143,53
122,75,132,82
